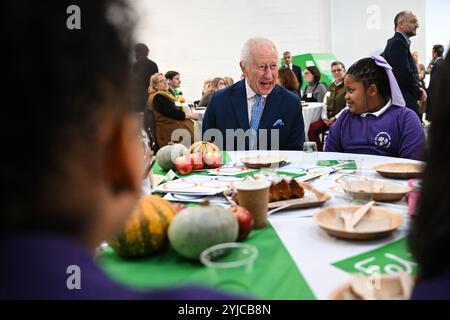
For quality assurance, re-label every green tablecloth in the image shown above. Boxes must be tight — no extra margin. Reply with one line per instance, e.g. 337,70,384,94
98,151,317,299
98,224,315,299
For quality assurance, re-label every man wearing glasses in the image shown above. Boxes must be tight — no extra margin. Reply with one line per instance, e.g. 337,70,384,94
382,10,427,120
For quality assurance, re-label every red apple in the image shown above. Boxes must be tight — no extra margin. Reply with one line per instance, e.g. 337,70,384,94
203,151,222,168
230,205,254,241
174,155,193,175
190,152,204,170
172,203,187,213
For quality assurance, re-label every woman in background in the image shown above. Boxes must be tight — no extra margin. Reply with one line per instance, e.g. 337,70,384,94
147,73,198,148
301,66,327,102
223,76,234,87
308,61,347,150
165,70,183,100
198,77,226,108
278,68,300,96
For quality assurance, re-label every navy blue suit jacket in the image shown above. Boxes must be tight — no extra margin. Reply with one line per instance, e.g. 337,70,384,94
292,65,303,89
382,32,421,117
202,80,305,151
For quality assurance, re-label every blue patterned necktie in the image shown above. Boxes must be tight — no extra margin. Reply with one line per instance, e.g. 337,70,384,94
250,94,263,130
249,94,263,149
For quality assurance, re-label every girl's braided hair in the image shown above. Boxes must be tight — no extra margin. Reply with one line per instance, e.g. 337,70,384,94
346,57,391,101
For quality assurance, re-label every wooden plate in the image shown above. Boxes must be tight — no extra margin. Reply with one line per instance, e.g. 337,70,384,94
268,181,331,210
313,205,403,240
240,155,288,169
328,274,414,300
373,162,424,179
342,180,411,202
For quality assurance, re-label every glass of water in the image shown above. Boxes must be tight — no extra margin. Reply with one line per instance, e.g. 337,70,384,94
302,141,318,166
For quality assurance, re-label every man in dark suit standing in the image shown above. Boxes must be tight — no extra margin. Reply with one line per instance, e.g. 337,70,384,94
426,44,445,122
382,10,427,119
202,37,305,151
282,51,303,94
132,43,159,150
132,43,159,112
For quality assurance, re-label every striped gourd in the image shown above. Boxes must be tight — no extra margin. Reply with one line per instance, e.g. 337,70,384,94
110,195,176,258
188,141,219,156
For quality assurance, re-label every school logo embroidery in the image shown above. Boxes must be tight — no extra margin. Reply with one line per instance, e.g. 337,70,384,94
375,132,391,148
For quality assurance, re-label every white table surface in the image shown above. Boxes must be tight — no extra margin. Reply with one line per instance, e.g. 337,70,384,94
227,150,420,299
302,102,324,141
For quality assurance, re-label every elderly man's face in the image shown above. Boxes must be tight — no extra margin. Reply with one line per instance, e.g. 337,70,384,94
241,44,278,95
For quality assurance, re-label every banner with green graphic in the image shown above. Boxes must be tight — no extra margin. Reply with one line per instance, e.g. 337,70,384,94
332,238,417,276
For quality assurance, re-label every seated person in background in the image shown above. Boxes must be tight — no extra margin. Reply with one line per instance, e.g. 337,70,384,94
409,50,450,300
308,61,347,151
198,77,226,108
147,73,198,148
223,76,234,87
201,78,211,95
165,70,183,100
0,0,236,300
278,68,300,96
301,66,327,102
325,56,424,160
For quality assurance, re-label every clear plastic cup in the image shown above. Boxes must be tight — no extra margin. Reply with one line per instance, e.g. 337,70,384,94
303,141,318,166
200,242,258,295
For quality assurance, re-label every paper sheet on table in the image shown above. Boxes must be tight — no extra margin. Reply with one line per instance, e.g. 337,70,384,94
162,192,229,204
153,175,245,195
207,164,255,176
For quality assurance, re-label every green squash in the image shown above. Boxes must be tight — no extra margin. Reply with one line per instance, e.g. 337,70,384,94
156,142,189,171
168,204,239,260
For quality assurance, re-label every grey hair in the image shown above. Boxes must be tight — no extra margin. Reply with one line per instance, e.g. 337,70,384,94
240,37,278,68
283,51,291,56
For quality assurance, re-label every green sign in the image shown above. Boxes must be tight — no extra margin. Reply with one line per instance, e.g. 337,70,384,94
317,159,357,170
332,238,417,276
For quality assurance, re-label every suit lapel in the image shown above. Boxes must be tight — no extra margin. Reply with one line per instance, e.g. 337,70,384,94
231,80,250,130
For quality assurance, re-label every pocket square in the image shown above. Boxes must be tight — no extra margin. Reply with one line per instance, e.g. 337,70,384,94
272,119,285,127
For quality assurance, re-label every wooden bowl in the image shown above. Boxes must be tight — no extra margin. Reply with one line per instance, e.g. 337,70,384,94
240,155,288,169
313,205,403,240
373,162,424,179
328,274,414,300
342,180,411,202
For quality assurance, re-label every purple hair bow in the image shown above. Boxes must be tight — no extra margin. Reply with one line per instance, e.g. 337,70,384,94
371,55,406,107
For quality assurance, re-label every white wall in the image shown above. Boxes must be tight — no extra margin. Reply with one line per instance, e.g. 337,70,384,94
330,0,426,69
132,0,448,100
425,0,450,63
133,0,331,100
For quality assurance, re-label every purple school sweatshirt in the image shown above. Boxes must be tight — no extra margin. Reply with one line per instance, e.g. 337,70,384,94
325,105,424,160
412,266,450,300
0,232,243,300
